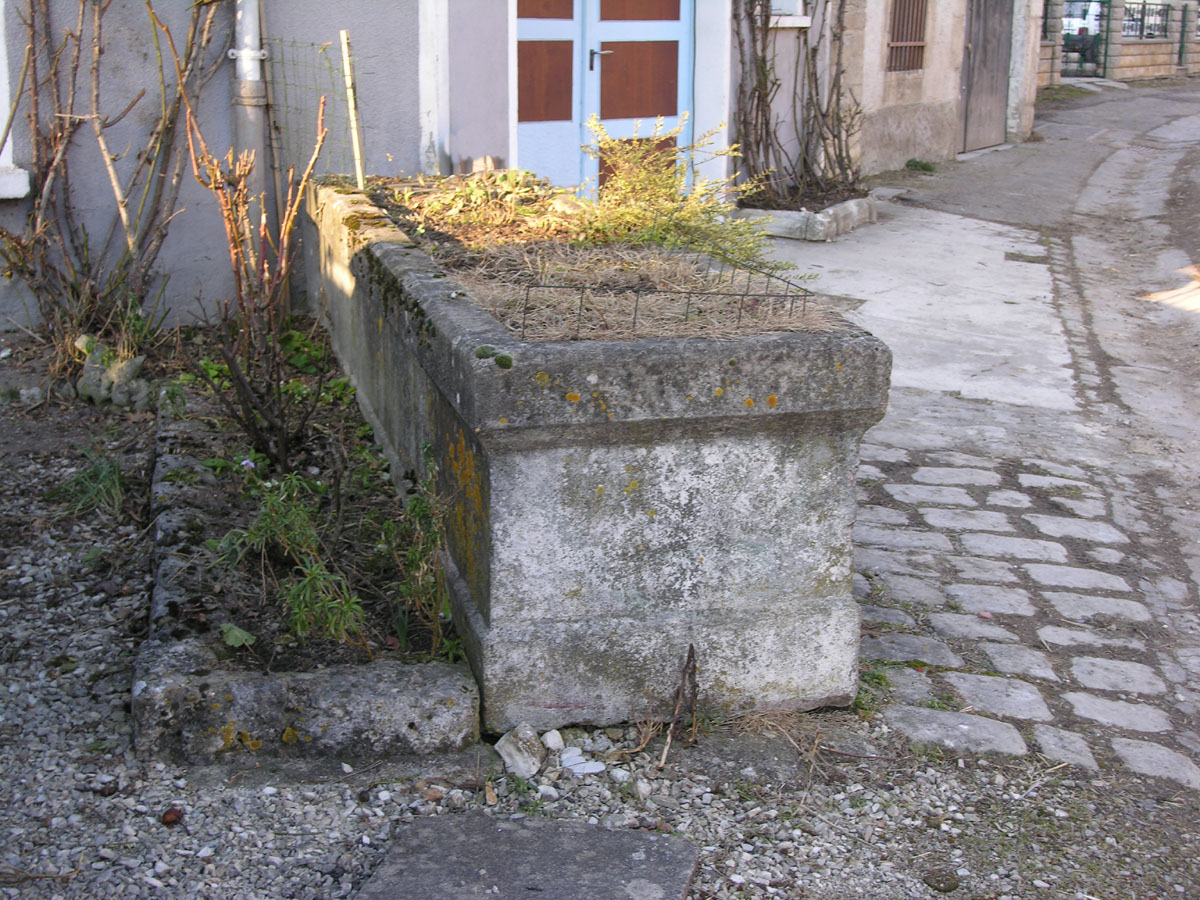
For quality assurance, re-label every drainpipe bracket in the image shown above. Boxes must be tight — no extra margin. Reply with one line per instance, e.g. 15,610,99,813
227,48,269,62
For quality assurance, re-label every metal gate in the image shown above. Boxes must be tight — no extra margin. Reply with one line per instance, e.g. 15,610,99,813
960,0,1014,153
1061,0,1110,77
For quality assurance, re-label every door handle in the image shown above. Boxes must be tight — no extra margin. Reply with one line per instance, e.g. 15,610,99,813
589,48,613,71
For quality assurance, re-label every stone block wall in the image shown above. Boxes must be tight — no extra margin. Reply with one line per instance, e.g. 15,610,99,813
1039,39,1063,86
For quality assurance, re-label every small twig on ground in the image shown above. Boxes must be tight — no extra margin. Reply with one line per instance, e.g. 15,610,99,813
0,853,84,885
657,644,697,770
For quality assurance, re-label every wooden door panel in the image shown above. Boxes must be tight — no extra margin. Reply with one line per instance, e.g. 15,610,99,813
598,136,676,188
601,0,679,20
519,41,574,122
518,0,573,18
599,41,678,119
961,0,1012,151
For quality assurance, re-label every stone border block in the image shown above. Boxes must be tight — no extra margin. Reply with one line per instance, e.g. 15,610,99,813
731,196,878,242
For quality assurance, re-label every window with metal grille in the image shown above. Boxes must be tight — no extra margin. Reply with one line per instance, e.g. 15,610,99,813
888,0,928,71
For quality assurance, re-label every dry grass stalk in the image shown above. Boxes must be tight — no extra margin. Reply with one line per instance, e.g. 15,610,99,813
440,243,845,342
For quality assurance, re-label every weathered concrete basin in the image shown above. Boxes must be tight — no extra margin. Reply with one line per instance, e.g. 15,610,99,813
304,184,892,732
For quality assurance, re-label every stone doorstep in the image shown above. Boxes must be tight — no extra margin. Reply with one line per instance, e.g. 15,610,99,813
131,396,480,764
355,813,699,900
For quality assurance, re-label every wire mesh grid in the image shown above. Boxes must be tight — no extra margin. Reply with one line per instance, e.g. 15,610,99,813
512,251,815,341
266,37,376,178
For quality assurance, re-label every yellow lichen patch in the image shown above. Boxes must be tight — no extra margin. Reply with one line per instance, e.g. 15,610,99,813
498,417,508,424
714,387,724,397
623,480,640,495
566,392,581,403
446,428,489,596
744,398,755,408
647,509,656,517
836,361,843,371
534,371,552,387
281,727,299,744
219,722,237,751
596,485,606,496
247,740,263,751
766,394,778,408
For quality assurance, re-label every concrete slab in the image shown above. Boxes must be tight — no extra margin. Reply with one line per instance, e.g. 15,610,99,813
1110,738,1200,790
981,643,1059,681
1042,592,1151,622
860,634,963,668
1033,725,1098,770
944,673,1052,721
356,814,699,900
1069,657,1167,695
768,204,1076,411
928,613,1019,642
945,585,1036,616
1061,693,1172,733
884,706,1027,756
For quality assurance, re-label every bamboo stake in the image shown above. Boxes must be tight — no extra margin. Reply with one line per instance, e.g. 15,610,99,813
340,29,365,190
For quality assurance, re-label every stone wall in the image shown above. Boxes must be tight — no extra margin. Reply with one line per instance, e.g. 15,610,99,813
304,184,893,733
1111,38,1176,80
1039,40,1062,87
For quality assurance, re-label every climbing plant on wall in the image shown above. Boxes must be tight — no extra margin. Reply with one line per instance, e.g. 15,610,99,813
732,0,861,207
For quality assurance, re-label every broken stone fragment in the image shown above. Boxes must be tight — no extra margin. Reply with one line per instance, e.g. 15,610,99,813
495,722,545,779
540,729,565,752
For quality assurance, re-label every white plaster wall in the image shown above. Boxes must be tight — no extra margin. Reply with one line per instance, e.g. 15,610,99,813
447,0,511,172
1008,0,1042,139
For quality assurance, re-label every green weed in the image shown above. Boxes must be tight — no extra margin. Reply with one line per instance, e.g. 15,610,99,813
46,451,124,518
905,158,936,173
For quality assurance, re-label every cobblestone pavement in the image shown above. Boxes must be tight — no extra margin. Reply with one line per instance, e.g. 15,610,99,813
853,431,1200,790
774,78,1200,794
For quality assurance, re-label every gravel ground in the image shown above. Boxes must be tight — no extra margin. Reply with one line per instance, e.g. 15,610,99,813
1,351,1198,900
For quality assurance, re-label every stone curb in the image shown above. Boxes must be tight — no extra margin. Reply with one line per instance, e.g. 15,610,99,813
731,195,878,242
129,388,480,763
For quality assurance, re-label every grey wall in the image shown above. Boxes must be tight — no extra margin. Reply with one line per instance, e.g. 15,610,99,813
1,0,426,324
447,0,510,172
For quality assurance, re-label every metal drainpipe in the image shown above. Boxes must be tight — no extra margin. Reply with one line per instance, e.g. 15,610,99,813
229,0,269,228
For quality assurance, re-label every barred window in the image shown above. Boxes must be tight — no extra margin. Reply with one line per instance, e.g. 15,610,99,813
888,0,928,71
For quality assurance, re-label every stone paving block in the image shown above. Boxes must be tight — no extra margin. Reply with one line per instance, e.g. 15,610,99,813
1032,725,1098,770
943,673,1052,721
356,813,700,899
878,574,947,607
860,444,909,463
857,464,885,482
1022,459,1088,479
1069,657,1166,695
884,706,1027,756
858,505,908,526
1087,548,1125,565
928,613,1019,642
927,451,997,468
887,667,935,704
854,525,954,553
949,556,1018,583
1110,738,1200,790
1037,626,1145,651
946,585,1036,616
985,490,1031,508
1043,592,1151,622
1017,473,1100,495
884,484,977,507
919,509,1014,532
1050,497,1107,518
1024,565,1130,592
855,547,939,577
1022,515,1128,544
1061,692,1172,732
1176,647,1200,677
912,467,1001,487
958,533,1068,563
860,605,917,627
860,633,964,667
981,643,1059,681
